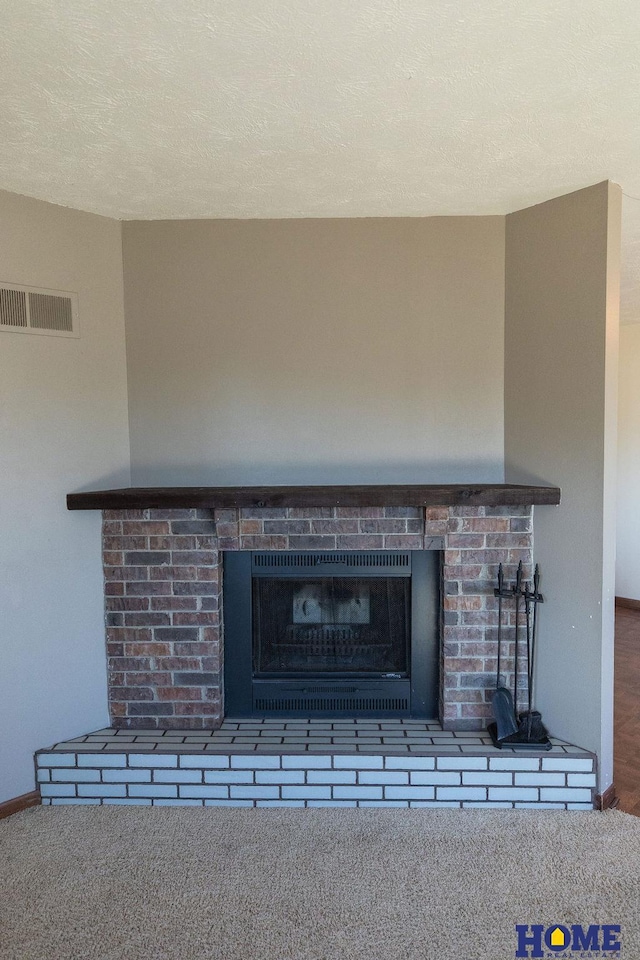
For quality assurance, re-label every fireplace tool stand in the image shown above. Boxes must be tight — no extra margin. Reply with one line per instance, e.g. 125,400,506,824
488,562,552,751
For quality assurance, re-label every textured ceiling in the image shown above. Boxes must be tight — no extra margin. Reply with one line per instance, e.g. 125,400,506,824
2,0,640,318
2,0,640,221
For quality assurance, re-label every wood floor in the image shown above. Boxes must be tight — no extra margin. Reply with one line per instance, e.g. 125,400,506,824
615,606,640,815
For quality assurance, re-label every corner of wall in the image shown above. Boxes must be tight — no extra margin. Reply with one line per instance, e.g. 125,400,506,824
504,181,621,791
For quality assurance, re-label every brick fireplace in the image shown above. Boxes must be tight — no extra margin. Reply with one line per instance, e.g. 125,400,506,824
37,483,603,811
101,499,535,732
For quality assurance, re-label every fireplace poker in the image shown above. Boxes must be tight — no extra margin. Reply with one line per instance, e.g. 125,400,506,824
513,561,523,719
519,565,549,743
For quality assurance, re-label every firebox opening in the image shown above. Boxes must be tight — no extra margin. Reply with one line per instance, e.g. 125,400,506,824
223,550,439,718
253,577,410,676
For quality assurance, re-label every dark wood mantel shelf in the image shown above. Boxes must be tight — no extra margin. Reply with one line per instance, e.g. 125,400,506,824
67,484,561,511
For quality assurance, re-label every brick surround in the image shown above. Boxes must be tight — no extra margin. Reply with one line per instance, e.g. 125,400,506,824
103,504,533,730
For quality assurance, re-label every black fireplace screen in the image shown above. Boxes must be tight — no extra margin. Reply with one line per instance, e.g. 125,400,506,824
223,550,438,718
252,576,410,675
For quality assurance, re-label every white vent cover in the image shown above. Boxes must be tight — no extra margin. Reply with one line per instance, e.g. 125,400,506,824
0,282,79,337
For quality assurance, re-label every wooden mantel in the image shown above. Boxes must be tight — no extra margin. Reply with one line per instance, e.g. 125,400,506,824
67,483,560,511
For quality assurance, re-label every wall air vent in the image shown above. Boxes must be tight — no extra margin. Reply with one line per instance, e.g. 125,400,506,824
0,283,78,338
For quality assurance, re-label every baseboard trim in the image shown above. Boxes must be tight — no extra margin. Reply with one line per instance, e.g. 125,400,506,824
595,784,619,811
615,596,640,611
0,790,41,820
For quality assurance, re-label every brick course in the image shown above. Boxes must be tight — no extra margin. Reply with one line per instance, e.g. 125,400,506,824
103,504,533,730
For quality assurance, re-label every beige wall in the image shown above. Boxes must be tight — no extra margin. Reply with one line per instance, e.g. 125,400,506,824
616,323,640,601
123,217,505,486
0,191,130,803
1,188,620,799
505,181,621,791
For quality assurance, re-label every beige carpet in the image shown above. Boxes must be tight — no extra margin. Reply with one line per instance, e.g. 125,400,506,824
1,807,639,960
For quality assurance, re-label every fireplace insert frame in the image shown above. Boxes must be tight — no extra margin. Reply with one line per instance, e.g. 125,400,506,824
223,550,440,718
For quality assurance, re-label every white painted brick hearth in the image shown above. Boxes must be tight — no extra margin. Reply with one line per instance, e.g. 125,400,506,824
36,720,597,810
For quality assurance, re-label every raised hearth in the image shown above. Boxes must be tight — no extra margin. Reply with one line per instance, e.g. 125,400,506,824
35,719,596,810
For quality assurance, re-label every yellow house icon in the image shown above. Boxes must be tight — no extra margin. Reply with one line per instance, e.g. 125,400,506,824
549,927,567,947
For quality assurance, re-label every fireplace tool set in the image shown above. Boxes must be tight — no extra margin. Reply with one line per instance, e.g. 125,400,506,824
488,561,552,751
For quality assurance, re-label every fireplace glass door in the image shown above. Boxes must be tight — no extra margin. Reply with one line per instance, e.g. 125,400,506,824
253,577,410,676
223,550,439,718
